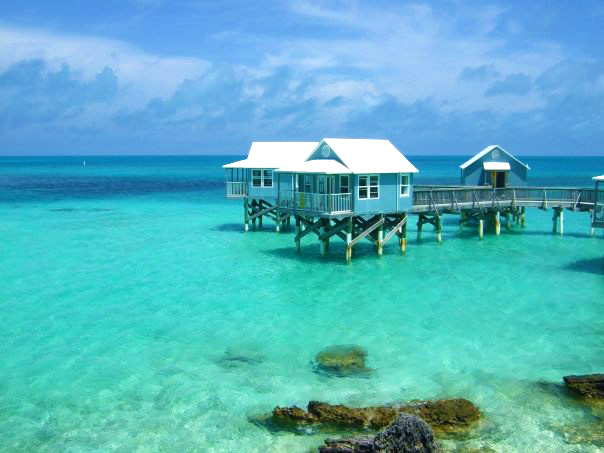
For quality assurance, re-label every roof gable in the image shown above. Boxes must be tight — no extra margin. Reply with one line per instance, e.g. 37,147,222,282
460,145,530,170
307,138,418,174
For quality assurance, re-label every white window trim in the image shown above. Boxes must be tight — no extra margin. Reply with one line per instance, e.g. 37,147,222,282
358,174,380,200
251,168,273,188
400,173,410,197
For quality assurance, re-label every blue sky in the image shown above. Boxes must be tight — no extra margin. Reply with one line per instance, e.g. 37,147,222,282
0,0,603,155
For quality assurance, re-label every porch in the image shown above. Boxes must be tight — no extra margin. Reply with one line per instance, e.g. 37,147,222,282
278,190,352,216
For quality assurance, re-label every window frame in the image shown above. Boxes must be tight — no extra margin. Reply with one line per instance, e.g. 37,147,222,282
339,175,350,194
251,168,273,188
358,174,379,200
400,173,410,197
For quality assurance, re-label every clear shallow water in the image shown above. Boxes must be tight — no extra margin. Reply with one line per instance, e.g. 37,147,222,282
0,156,603,452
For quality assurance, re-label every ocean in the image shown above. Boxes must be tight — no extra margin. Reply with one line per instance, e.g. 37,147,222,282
0,155,603,452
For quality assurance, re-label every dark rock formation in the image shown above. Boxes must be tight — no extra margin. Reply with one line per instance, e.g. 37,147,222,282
214,348,264,369
267,398,480,434
563,374,604,399
313,345,371,377
373,414,436,452
318,414,436,452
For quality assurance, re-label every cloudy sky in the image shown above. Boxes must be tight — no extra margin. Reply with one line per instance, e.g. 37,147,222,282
0,0,603,155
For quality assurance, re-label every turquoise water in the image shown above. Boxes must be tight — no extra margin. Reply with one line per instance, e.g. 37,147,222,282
0,156,603,452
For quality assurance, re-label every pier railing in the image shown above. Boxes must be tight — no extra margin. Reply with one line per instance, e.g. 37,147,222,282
278,191,352,215
413,186,597,212
226,181,247,198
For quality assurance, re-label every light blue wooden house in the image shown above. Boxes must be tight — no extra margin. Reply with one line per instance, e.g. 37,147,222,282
223,141,318,200
275,138,418,217
460,145,530,187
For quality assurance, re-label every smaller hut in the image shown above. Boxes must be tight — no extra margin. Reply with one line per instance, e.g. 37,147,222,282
460,145,529,187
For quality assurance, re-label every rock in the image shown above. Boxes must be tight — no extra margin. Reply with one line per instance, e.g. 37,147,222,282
267,398,480,434
320,437,376,452
215,348,264,369
373,414,436,452
318,414,436,453
563,374,604,399
554,419,604,446
314,345,371,377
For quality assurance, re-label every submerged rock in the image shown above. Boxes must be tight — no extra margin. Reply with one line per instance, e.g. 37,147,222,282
266,398,480,434
214,348,264,369
314,345,371,377
563,374,604,400
318,414,436,453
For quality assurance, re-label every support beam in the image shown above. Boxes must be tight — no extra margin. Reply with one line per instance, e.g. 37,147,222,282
435,215,442,243
494,211,500,235
590,209,595,237
243,198,249,231
377,215,384,255
275,209,281,232
400,214,407,254
350,216,384,247
478,218,484,240
319,219,327,255
346,217,353,262
295,216,301,252
552,207,564,235
505,211,511,230
520,207,526,228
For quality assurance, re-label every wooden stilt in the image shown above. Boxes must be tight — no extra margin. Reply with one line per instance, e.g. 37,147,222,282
346,217,353,262
459,212,465,232
559,209,564,236
275,209,281,232
243,198,249,231
400,214,407,254
295,216,301,252
377,215,384,255
478,218,484,240
417,216,423,240
494,211,500,235
319,219,327,255
258,213,263,228
590,210,595,237
520,207,526,227
286,216,291,228
435,215,442,243
552,207,564,235
505,212,511,230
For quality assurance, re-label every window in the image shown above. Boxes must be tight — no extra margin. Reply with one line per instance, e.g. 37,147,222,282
340,175,349,194
252,169,272,187
263,169,273,187
358,175,379,199
252,169,262,187
304,175,312,193
318,176,325,193
400,174,410,196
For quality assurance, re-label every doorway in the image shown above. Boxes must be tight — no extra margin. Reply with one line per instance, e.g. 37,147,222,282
492,171,507,188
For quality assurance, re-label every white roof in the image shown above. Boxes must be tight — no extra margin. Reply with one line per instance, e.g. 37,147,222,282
223,142,318,169
483,161,511,171
460,145,530,170
594,175,604,181
316,138,418,174
276,159,352,174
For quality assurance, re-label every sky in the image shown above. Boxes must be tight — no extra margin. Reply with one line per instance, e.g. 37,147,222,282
0,0,603,155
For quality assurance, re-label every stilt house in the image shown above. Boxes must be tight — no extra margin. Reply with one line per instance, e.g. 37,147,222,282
460,145,529,187
223,141,318,199
275,139,418,216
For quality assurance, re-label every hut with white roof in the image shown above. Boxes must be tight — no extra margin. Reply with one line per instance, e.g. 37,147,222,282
223,141,317,230
460,145,529,187
275,138,418,260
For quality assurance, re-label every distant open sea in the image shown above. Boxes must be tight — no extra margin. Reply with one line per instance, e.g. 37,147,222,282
1,155,603,452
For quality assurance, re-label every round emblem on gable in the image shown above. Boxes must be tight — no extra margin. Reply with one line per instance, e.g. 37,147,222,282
321,144,330,158
492,149,501,159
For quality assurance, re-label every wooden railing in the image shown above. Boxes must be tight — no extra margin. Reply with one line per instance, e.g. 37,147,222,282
226,181,247,198
413,186,597,212
278,191,352,214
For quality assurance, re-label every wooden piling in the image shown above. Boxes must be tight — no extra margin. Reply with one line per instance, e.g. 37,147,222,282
494,211,500,235
243,198,249,231
377,215,384,255
275,209,281,232
505,212,511,230
520,207,526,227
478,218,484,240
319,219,327,255
295,216,301,252
590,209,595,237
400,215,407,254
552,207,564,235
435,215,442,243
417,216,423,240
345,217,353,262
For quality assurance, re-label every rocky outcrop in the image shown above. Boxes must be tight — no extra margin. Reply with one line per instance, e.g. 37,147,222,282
267,398,480,434
563,374,604,400
318,414,436,453
313,345,372,377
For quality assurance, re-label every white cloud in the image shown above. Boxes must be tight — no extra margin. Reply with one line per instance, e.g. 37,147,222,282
0,26,211,107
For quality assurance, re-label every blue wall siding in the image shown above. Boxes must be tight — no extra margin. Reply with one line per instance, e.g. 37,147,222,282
353,173,412,215
461,147,528,186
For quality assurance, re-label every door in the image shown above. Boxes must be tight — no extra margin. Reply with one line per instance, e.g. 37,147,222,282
495,171,506,188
